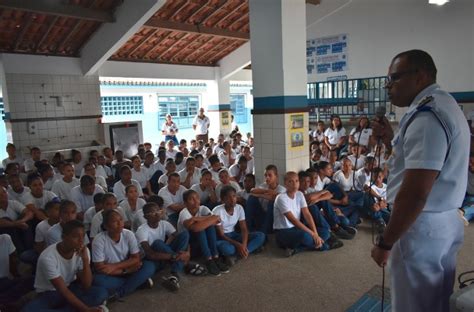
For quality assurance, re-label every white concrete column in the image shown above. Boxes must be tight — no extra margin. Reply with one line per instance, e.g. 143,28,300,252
207,78,232,139
249,0,309,183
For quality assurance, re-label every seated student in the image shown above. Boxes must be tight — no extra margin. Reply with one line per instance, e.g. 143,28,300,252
82,163,108,193
51,163,80,201
273,172,341,256
310,150,322,168
320,143,330,162
2,143,23,170
194,153,208,171
218,141,236,169
71,175,105,220
20,173,59,222
229,156,248,185
111,150,131,172
113,165,143,203
0,234,34,310
84,193,105,235
190,169,218,208
213,186,265,266
121,185,147,232
0,186,34,253
96,155,113,184
158,158,177,188
71,150,85,179
347,144,366,171
46,200,90,246
208,154,223,182
158,173,187,226
177,190,229,276
236,173,255,207
142,152,158,187
212,134,225,155
136,203,190,292
131,156,153,196
90,193,128,239
175,152,185,172
246,165,286,234
165,140,178,160
92,209,155,300
154,149,167,175
328,150,342,172
298,171,355,240
363,168,390,230
23,147,41,174
241,146,254,175
23,220,108,312
32,201,60,259
37,163,55,192
7,174,30,203
178,157,200,189
354,156,377,192
215,169,242,203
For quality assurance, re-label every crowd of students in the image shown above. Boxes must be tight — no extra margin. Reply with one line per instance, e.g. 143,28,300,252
0,115,412,311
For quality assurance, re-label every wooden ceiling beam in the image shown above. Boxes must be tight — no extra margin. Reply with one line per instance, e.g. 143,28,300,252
194,38,228,63
35,15,58,52
55,19,83,53
168,0,189,20
145,18,249,40
0,0,115,23
179,35,215,62
171,34,202,61
199,0,228,25
155,32,190,60
213,1,246,28
184,0,212,23
227,11,247,29
126,29,157,58
142,31,174,59
14,12,34,50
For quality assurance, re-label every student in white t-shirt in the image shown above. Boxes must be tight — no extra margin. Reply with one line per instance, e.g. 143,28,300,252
121,185,147,232
218,142,237,169
112,166,143,203
246,165,286,234
2,143,23,170
241,146,255,175
21,173,59,222
92,209,155,299
228,156,248,185
23,220,108,312
83,193,105,234
82,163,108,193
324,115,347,154
349,116,373,148
190,170,218,207
34,201,60,257
215,169,241,203
7,174,30,203
364,168,390,226
237,173,255,207
158,158,177,188
46,200,90,247
332,158,355,192
89,193,129,239
157,173,187,226
136,203,190,292
208,154,223,182
177,190,229,276
213,185,265,265
354,156,377,192
70,175,105,220
51,163,80,200
179,157,201,189
273,172,335,256
131,156,153,196
347,144,366,171
165,140,178,160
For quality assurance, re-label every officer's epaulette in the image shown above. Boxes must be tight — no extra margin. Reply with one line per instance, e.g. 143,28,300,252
416,95,434,109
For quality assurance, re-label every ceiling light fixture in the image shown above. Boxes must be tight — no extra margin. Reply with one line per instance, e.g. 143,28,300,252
429,0,450,5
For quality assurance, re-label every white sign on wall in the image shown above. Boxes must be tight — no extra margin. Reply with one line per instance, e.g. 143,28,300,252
307,34,348,75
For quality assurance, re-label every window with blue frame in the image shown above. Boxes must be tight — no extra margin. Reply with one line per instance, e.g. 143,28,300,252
101,96,144,116
157,95,200,129
230,94,247,124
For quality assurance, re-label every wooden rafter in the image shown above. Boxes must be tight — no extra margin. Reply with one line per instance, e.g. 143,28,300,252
0,0,115,23
126,29,158,58
194,38,228,62
213,1,246,28
198,0,229,25
35,16,58,52
207,40,239,63
227,11,248,30
155,32,190,60
168,0,189,20
55,19,83,53
145,18,249,40
142,31,174,59
171,34,202,61
179,35,215,62
183,0,212,23
14,12,34,50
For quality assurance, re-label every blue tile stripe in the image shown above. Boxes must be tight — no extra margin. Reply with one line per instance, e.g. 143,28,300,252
451,92,474,103
253,95,308,110
208,104,231,111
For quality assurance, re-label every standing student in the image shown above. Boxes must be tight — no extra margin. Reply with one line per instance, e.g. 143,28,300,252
213,186,265,266
51,163,80,200
371,50,470,311
136,203,190,292
177,190,229,276
192,107,210,143
246,165,286,234
92,209,155,299
273,172,339,256
162,114,179,145
23,220,108,312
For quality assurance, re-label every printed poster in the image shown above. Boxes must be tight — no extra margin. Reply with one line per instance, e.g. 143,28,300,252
289,113,305,150
307,34,348,74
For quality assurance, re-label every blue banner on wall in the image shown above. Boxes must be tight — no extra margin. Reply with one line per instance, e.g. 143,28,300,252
307,34,348,75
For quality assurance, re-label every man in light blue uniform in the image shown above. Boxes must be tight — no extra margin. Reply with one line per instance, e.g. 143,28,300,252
371,50,470,312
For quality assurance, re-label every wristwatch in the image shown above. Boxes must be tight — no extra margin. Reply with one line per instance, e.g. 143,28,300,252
376,234,393,251
122,268,128,275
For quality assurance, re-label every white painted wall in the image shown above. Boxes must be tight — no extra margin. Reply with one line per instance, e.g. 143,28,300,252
306,0,474,92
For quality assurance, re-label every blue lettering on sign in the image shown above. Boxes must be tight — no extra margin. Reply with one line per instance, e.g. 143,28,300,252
331,42,347,53
316,45,330,55
332,61,347,72
317,64,331,74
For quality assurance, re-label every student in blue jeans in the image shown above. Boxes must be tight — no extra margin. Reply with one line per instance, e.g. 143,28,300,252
177,190,229,276
325,182,364,227
92,209,155,300
273,172,342,257
136,203,190,292
23,220,107,312
213,185,265,265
